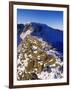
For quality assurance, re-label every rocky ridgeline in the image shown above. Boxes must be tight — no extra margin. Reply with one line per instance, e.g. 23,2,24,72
17,34,63,80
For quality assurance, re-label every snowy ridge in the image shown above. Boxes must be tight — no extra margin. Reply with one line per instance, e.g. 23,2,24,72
17,22,63,80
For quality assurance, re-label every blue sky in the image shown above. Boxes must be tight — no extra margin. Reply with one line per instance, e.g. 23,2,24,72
17,9,63,30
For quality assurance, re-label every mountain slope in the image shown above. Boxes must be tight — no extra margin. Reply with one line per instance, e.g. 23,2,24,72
17,24,24,45
17,22,63,53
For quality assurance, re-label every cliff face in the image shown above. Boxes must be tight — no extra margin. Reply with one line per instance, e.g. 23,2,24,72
17,23,63,80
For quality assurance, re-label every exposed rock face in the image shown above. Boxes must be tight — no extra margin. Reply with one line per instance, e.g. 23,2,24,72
17,23,63,80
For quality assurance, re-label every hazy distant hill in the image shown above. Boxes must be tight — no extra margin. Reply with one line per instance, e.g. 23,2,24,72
17,22,63,53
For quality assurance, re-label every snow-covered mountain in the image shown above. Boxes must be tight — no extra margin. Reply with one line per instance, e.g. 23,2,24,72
17,22,63,80
17,22,63,53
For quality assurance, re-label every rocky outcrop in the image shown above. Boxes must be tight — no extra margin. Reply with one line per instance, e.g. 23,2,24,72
17,34,63,80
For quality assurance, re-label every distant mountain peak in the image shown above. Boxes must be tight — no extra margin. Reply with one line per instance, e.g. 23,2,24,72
23,22,62,32
17,22,63,53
